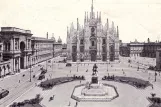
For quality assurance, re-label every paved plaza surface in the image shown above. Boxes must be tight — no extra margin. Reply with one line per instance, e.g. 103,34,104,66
0,56,161,107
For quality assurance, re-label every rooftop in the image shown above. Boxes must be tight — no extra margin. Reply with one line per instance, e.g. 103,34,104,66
0,27,32,35
31,36,54,42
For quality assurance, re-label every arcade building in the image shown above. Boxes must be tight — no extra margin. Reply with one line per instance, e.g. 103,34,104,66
66,0,120,62
0,27,62,77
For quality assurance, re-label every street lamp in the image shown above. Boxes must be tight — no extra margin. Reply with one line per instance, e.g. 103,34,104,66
107,60,108,72
154,70,157,82
77,62,79,72
29,56,32,82
52,60,53,72
137,61,139,71
46,60,48,72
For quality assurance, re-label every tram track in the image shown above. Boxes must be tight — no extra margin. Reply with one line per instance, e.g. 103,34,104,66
0,81,34,107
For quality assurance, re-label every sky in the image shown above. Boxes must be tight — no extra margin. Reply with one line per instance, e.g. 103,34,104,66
0,0,161,43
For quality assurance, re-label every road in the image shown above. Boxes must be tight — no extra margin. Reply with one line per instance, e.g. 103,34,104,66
0,56,66,107
1,56,161,107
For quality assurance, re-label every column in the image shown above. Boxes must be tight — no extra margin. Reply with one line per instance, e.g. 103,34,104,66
24,55,27,69
10,39,13,51
18,57,20,71
13,58,15,73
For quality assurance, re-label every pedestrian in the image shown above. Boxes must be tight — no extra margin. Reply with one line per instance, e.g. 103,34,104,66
76,101,78,106
19,80,20,83
70,70,71,73
80,80,81,84
152,84,153,89
86,69,88,72
68,101,71,106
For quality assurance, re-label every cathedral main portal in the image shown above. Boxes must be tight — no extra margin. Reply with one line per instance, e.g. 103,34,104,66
90,50,97,61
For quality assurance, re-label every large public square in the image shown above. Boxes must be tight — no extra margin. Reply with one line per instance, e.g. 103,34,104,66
0,56,161,107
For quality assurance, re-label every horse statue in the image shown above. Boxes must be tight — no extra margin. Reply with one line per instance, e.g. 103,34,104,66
92,64,98,76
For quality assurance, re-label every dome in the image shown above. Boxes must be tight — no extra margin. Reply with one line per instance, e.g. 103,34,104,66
57,36,62,43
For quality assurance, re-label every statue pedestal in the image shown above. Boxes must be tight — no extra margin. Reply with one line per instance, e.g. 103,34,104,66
91,76,98,84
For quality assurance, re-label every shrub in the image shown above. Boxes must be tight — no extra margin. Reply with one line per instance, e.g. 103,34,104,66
82,76,85,80
10,102,17,107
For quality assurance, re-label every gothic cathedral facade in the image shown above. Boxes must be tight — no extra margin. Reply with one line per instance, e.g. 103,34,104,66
66,0,119,62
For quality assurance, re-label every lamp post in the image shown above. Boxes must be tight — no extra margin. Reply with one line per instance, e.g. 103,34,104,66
154,70,157,82
77,62,78,72
137,61,139,71
52,60,53,72
46,60,47,72
29,56,32,82
107,60,108,72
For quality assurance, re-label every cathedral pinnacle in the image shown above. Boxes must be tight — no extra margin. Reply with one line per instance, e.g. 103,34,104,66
107,18,109,30
91,0,94,19
46,32,48,39
77,18,79,31
67,26,69,36
99,12,101,22
84,12,86,23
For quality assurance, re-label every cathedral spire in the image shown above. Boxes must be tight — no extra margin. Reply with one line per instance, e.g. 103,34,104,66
67,26,69,36
107,18,109,30
46,32,48,39
77,18,79,31
91,0,94,19
112,21,114,30
91,0,94,14
52,33,54,38
84,12,86,23
87,12,89,21
70,22,74,32
99,12,101,22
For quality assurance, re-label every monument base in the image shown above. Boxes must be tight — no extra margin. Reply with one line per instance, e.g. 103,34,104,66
91,76,98,84
71,83,119,102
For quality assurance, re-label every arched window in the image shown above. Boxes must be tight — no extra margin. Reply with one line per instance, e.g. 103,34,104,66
92,41,94,46
103,39,106,45
91,27,95,32
80,39,84,45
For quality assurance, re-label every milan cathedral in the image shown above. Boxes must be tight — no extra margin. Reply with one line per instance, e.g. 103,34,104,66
66,0,119,62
